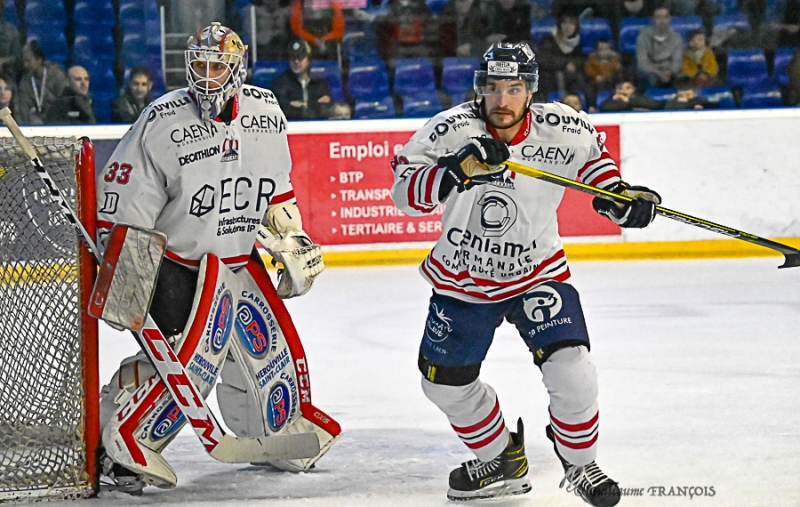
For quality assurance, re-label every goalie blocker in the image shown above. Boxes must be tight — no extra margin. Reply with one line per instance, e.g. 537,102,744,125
99,233,339,488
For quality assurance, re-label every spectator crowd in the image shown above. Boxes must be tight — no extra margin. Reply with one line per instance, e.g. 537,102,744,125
0,0,798,124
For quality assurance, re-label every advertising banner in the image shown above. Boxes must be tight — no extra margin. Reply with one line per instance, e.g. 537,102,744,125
289,126,622,246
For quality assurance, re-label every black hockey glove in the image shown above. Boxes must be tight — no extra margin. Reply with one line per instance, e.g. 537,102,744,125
592,181,661,228
437,137,510,197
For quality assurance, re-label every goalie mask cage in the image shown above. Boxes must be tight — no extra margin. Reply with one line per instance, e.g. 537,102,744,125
0,137,98,501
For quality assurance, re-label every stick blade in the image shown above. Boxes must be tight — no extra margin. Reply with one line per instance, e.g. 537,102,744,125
779,253,800,269
210,432,321,463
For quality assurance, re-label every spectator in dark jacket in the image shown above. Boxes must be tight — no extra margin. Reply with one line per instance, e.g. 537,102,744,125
45,65,96,124
16,40,67,125
484,0,531,46
0,19,21,77
271,40,332,120
664,77,717,109
600,79,664,111
438,0,487,57
112,66,155,123
536,10,586,100
0,74,16,113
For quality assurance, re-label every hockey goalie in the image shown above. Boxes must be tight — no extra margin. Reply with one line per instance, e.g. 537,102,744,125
93,22,341,494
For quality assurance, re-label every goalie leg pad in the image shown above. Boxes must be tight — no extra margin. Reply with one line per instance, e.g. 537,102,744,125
216,254,341,472
101,254,238,486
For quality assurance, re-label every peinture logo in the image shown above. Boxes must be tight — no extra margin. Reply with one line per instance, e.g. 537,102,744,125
523,285,562,322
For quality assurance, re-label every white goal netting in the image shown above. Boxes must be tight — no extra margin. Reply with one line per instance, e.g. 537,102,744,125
0,137,95,502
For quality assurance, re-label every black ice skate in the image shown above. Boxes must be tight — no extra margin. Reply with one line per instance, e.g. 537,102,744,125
446,418,532,501
99,454,145,496
546,424,620,507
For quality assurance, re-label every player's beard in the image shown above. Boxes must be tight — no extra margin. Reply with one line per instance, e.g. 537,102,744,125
483,102,527,131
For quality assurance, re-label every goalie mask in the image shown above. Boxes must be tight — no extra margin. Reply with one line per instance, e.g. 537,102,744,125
186,22,248,121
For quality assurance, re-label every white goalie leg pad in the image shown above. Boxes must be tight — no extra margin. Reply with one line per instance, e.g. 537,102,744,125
101,254,239,487
541,346,599,467
217,255,341,472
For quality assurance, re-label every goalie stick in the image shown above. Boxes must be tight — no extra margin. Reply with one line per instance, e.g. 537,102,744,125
503,160,800,269
0,107,320,463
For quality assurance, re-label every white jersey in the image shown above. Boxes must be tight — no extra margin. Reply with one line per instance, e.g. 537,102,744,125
97,86,295,270
391,101,621,303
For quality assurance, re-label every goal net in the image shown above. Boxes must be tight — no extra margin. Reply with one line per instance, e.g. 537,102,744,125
0,137,98,501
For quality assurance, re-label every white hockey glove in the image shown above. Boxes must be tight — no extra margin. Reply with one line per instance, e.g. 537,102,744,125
257,225,324,299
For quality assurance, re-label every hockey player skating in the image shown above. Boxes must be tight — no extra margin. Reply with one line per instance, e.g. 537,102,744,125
391,42,661,506
95,23,340,493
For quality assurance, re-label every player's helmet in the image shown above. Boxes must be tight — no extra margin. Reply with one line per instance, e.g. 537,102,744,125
186,22,248,121
474,42,539,96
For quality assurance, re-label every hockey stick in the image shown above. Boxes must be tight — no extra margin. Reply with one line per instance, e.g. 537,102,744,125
504,160,800,269
0,107,320,463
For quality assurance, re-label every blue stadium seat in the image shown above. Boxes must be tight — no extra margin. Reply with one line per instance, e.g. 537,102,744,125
342,32,380,62
726,49,770,88
252,61,289,89
72,35,94,63
619,17,650,54
25,1,66,27
120,3,146,35
92,67,119,94
671,15,703,42
696,85,735,108
310,60,345,102
354,95,395,119
426,0,448,15
710,0,738,15
74,0,114,28
580,17,613,53
122,32,145,66
401,91,442,118
740,84,783,108
348,59,390,101
645,87,677,101
712,13,750,34
394,58,436,96
5,0,17,25
27,33,68,66
442,57,480,102
93,90,117,124
596,88,612,107
773,47,794,87
530,17,556,45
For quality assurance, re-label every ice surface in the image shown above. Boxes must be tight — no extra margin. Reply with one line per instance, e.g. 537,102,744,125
69,257,800,506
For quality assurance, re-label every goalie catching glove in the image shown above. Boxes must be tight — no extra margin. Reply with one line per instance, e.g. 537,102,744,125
257,203,324,298
438,136,510,195
592,181,661,228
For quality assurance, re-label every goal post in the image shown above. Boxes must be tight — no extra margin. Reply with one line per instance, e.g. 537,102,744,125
0,136,99,501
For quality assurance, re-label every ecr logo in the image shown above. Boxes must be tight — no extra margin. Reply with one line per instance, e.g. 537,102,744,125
523,285,562,322
478,191,517,237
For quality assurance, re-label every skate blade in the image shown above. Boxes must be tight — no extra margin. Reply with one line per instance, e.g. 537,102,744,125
447,478,532,501
100,478,145,496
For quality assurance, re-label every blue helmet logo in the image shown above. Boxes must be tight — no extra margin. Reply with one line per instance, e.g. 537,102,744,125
211,291,234,354
235,301,270,358
151,402,185,441
267,382,291,431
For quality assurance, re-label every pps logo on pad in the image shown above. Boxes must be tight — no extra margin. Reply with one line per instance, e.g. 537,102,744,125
235,301,271,358
267,382,291,431
210,291,234,354
151,402,185,441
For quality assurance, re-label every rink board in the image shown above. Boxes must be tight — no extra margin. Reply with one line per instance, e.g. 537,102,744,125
2,108,799,265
